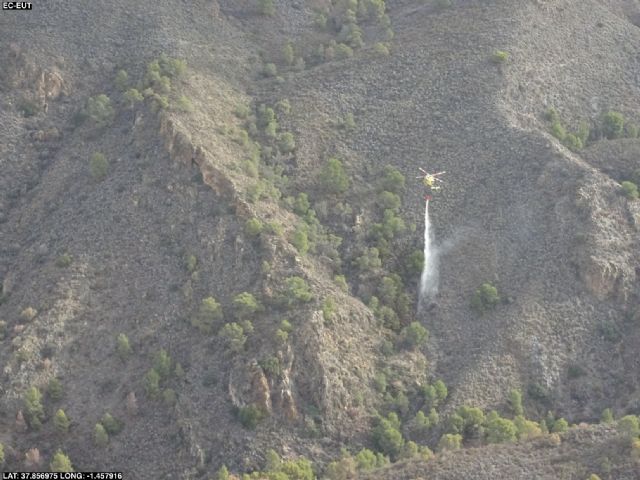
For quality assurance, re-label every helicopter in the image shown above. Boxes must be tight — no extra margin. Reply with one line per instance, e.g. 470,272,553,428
417,168,445,201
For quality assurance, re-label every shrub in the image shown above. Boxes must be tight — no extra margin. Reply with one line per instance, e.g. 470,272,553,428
283,42,295,65
55,254,72,268
86,94,114,127
514,415,542,440
176,95,194,113
114,70,129,91
400,322,429,349
563,133,583,151
263,63,278,77
334,274,349,292
335,43,354,60
373,42,390,57
508,389,524,416
292,192,311,216
621,181,638,200
373,413,405,459
18,97,40,117
618,415,640,439
319,158,350,194
601,408,614,424
185,254,197,273
100,413,123,435
380,165,405,193
552,417,569,433
163,388,177,407
291,226,310,254
143,369,161,398
47,378,64,401
53,409,70,433
437,433,462,452
238,405,265,428
50,450,73,472
278,132,296,153
245,218,264,236
116,333,132,360
219,322,247,352
124,88,144,109
550,120,567,141
94,423,109,447
485,411,517,443
233,292,261,319
89,152,109,181
258,0,275,15
322,297,336,322
285,276,314,304
23,386,44,429
146,351,168,382
471,283,500,313
355,247,382,271
192,297,223,334
404,250,424,277
377,191,401,211
626,123,639,138
602,111,625,139
491,50,509,63
276,98,291,115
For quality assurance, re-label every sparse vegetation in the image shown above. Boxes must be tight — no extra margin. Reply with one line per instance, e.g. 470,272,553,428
55,253,73,268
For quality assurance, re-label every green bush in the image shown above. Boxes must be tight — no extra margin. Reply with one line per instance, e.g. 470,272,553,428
53,409,70,433
143,368,161,398
485,411,517,443
285,276,314,304
355,448,388,470
176,95,194,113
373,413,405,459
491,50,509,63
114,70,129,91
258,0,275,15
563,133,583,151
377,191,401,211
283,42,295,65
400,322,429,349
373,42,390,56
322,297,336,322
89,152,109,181
217,465,230,480
263,62,278,77
601,408,614,424
47,378,64,401
291,226,310,254
124,88,144,109
94,423,109,447
153,349,172,380
278,132,296,153
116,333,132,360
437,433,462,452
380,166,405,194
552,417,568,433
50,450,73,472
219,322,247,352
192,296,224,334
334,274,349,292
617,415,640,439
320,158,350,194
23,386,44,429
185,254,197,273
471,283,500,313
626,123,639,138
602,111,625,139
233,292,261,319
621,181,638,200
100,412,123,435
245,218,264,236
508,388,524,416
335,43,354,60
237,405,265,429
86,94,114,127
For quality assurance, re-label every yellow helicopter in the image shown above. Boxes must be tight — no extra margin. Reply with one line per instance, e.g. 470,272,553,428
417,168,445,201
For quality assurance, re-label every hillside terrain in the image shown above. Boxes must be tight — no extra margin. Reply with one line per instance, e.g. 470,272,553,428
0,0,639,478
